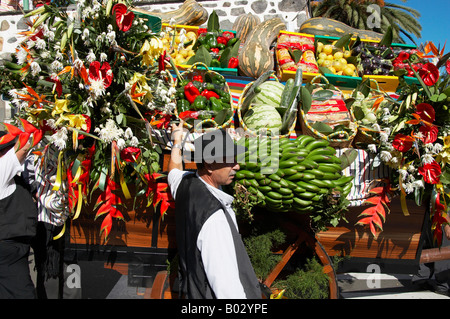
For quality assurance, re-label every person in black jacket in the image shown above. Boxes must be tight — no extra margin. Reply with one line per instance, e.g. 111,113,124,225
167,121,262,299
0,130,37,299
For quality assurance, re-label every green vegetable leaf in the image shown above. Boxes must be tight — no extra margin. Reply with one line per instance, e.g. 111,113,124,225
300,86,312,113
207,10,219,32
339,148,358,169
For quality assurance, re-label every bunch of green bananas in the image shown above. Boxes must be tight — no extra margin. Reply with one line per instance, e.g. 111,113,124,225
234,135,354,214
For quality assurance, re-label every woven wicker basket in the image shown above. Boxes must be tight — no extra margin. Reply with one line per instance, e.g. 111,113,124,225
174,62,235,133
298,75,357,148
237,75,296,139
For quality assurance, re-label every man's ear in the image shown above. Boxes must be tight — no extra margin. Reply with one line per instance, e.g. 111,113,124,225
203,161,215,174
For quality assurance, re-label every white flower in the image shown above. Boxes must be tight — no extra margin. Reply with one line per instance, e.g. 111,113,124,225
398,168,408,181
35,38,46,50
106,30,116,44
117,138,126,150
379,132,389,143
40,51,51,59
86,50,96,63
96,119,124,143
130,136,139,147
421,153,434,165
100,52,108,62
30,61,41,76
124,127,133,139
413,180,424,189
50,127,68,150
15,47,28,65
404,182,414,194
50,60,64,72
372,123,381,131
380,151,392,162
433,143,443,154
368,144,377,153
47,119,57,130
89,78,106,99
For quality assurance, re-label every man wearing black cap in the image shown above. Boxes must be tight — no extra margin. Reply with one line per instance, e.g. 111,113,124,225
0,130,37,298
167,121,261,299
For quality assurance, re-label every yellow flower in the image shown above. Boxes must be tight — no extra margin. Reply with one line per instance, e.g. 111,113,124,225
51,95,70,117
129,72,153,102
436,136,450,166
140,37,164,66
66,114,88,131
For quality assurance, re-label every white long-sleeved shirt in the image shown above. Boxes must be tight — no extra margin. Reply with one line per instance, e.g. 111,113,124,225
168,168,247,299
0,147,23,200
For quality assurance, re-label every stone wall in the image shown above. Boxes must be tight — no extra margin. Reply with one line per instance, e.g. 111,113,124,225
0,0,311,122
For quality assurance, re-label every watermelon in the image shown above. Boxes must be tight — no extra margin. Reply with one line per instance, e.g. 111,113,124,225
251,81,285,108
243,104,282,131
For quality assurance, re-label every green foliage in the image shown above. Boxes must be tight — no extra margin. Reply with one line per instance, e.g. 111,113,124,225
274,257,330,299
244,229,286,280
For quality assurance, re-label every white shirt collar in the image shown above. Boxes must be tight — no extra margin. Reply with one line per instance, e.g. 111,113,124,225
195,172,234,207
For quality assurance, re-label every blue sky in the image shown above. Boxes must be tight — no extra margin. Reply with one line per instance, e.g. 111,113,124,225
388,0,449,49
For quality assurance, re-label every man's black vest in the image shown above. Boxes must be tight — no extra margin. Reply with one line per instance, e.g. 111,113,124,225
175,173,261,299
0,176,37,241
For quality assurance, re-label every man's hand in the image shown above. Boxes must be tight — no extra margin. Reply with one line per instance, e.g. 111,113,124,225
168,120,185,172
171,120,185,145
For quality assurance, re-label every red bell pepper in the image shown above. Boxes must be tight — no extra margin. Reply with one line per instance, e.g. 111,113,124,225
228,57,239,68
217,36,227,45
222,31,234,41
211,48,219,54
184,82,200,104
201,90,220,100
198,28,207,35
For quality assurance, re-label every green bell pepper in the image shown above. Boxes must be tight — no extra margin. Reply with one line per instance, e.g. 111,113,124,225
209,97,223,112
193,95,208,110
210,59,220,68
206,33,218,49
177,99,190,113
212,73,226,85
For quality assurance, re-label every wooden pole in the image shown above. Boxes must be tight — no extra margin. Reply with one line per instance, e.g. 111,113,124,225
420,247,450,263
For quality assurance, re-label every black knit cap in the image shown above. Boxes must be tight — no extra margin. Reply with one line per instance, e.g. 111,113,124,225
0,131,16,152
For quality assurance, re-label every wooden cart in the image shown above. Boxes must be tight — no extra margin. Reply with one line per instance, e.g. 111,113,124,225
67,151,447,299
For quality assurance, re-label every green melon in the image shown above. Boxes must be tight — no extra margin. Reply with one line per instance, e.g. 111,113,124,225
251,81,285,108
243,104,282,131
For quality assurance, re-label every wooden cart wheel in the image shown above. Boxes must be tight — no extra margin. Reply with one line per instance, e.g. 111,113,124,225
149,270,178,299
263,227,339,299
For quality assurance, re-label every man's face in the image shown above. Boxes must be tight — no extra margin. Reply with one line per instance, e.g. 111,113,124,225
209,157,240,186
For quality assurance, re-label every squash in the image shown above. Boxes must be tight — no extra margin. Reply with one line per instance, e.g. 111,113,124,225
238,18,286,79
232,13,261,44
299,17,383,42
132,0,208,26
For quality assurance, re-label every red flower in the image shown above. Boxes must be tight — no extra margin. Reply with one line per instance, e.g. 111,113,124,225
418,62,439,86
418,161,441,184
120,146,141,163
89,61,113,88
419,125,438,144
446,60,450,75
112,3,134,32
392,133,414,152
415,103,435,123
432,193,448,247
46,77,63,97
